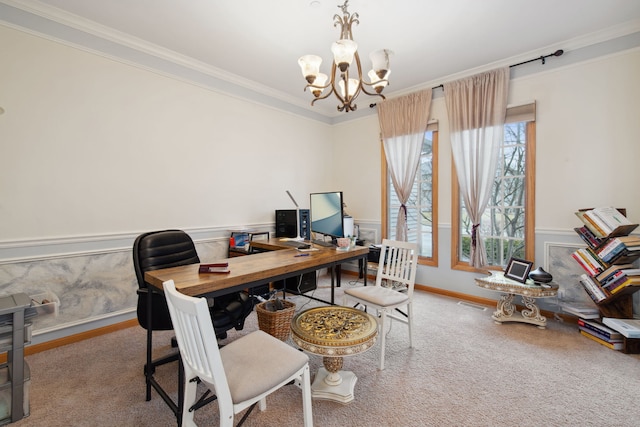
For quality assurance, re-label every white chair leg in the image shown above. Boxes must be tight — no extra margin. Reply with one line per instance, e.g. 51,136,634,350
181,376,199,427
407,302,413,348
258,397,267,411
300,365,313,427
378,310,387,370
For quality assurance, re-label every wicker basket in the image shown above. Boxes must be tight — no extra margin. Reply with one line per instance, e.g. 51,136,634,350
256,300,296,341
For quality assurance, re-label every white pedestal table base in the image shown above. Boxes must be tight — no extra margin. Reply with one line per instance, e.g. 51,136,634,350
311,367,357,404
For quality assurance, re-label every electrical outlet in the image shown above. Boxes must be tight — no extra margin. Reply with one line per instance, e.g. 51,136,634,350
557,289,565,300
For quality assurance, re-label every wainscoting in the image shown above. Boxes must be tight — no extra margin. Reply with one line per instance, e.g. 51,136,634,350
0,228,238,344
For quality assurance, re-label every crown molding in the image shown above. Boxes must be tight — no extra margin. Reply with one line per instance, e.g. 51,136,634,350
2,1,639,126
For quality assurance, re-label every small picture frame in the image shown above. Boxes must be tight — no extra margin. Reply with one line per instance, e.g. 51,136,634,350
504,257,533,283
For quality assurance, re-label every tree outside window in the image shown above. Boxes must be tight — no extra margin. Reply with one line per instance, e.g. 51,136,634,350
457,121,535,268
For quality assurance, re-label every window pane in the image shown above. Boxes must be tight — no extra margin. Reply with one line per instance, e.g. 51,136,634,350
387,131,434,259
459,122,528,267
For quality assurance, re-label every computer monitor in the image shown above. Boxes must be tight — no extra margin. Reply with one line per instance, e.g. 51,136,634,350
310,191,345,239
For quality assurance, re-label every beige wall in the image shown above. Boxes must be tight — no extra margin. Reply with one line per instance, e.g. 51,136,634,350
0,25,333,241
1,23,639,338
3,26,639,242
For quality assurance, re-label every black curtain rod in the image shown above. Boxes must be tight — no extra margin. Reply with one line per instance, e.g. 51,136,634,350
370,49,564,108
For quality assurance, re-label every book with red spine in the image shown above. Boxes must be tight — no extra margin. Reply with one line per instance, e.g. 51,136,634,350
198,263,231,274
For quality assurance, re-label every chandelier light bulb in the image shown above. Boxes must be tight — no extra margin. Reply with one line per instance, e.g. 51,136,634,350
331,39,357,72
311,73,328,97
338,78,360,98
370,49,392,79
368,69,389,94
298,55,322,84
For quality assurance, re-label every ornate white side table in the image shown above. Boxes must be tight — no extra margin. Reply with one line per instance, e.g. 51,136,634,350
475,272,558,329
291,306,377,404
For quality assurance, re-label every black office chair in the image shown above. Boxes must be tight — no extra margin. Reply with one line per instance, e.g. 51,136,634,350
133,229,254,402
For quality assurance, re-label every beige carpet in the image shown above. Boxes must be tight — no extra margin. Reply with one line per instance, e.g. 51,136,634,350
13,276,640,426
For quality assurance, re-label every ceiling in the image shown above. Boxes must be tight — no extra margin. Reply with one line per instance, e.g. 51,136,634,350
2,0,640,122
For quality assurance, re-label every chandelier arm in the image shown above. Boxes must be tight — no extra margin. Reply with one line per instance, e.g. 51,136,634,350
331,63,348,106
347,51,364,105
303,82,332,92
310,86,337,104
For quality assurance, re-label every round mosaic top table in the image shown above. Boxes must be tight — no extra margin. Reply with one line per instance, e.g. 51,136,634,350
291,306,378,403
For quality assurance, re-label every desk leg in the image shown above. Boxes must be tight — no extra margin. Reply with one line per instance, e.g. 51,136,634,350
145,288,153,401
362,255,367,286
330,267,335,305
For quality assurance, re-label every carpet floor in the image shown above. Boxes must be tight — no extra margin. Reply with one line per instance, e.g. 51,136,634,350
12,275,640,426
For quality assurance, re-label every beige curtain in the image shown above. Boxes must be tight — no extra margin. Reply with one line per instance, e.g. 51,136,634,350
444,67,509,267
377,89,432,241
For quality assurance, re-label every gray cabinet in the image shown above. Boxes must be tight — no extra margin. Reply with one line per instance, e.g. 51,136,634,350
0,293,32,424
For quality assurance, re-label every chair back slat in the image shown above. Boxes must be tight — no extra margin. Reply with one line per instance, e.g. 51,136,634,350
164,280,233,405
376,239,419,296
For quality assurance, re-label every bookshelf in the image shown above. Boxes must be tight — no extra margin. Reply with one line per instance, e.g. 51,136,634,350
572,208,640,319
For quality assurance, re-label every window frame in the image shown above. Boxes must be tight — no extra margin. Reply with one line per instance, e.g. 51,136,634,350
451,120,536,272
382,129,439,266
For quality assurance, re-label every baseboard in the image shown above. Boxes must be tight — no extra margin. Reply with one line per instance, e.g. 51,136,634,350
0,318,140,363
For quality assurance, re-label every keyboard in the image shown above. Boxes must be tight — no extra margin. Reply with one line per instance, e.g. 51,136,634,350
279,240,311,249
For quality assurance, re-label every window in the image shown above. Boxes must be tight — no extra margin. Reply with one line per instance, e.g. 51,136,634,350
452,104,536,271
383,128,438,265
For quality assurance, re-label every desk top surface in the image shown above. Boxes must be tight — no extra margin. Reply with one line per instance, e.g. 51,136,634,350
144,240,368,297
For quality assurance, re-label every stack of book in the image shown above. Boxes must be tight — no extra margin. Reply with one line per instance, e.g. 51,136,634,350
579,274,609,302
596,235,640,264
598,267,640,295
578,318,624,350
198,262,230,274
602,317,640,339
575,207,638,238
574,225,605,249
571,247,606,275
560,302,600,319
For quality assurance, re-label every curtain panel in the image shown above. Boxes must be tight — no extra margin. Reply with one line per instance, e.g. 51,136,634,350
444,67,509,267
377,89,432,241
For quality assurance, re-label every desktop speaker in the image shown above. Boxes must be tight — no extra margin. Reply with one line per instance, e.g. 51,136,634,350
275,209,310,240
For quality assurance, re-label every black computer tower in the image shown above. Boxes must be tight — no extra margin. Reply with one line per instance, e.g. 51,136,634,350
275,271,317,294
275,209,310,240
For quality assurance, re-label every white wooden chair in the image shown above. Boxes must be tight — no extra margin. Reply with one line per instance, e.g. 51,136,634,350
343,239,419,370
163,280,313,427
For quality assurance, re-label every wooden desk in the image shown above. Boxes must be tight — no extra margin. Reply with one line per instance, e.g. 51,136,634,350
145,240,369,303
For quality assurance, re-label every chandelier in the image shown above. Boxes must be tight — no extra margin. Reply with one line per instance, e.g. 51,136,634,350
298,0,392,113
